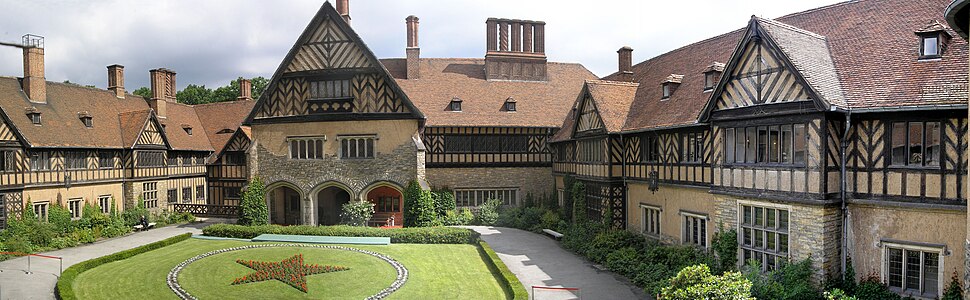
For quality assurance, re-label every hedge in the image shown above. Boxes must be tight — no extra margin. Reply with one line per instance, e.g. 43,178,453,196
202,224,479,244
478,240,529,300
56,233,192,300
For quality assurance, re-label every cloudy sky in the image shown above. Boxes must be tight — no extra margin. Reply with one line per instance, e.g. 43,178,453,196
0,0,844,91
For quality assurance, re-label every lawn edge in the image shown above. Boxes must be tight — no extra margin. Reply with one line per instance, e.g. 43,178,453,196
55,233,193,300
477,239,529,300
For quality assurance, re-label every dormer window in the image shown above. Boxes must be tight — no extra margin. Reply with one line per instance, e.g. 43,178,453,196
662,84,671,99
661,74,683,100
450,97,462,112
182,125,193,135
217,128,234,134
25,107,40,125
504,97,516,112
78,112,92,128
703,62,724,91
915,21,951,60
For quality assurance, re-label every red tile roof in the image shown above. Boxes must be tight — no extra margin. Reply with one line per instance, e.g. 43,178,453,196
193,99,256,153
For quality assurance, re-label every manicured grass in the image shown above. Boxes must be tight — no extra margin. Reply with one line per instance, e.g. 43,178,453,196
72,238,506,299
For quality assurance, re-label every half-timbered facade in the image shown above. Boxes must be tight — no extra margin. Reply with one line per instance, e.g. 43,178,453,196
552,0,968,296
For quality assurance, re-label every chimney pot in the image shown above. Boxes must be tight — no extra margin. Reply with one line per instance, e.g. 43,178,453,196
238,78,252,101
107,64,125,98
336,0,351,25
149,68,176,118
617,46,634,82
22,46,46,103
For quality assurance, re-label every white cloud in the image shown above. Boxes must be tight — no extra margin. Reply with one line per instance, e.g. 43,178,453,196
0,0,844,90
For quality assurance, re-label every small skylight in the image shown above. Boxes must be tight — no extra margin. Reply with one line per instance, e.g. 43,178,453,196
450,96,462,112
504,97,516,112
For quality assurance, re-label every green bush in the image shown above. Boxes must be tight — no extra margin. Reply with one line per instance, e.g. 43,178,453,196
539,210,560,230
942,271,963,300
824,288,858,300
48,203,73,234
711,224,738,273
238,177,268,226
441,208,475,226
56,233,192,300
586,230,647,264
660,264,754,300
742,258,820,300
475,199,501,226
122,196,148,226
202,224,480,244
496,206,546,232
605,247,642,277
853,273,899,300
478,240,529,300
570,182,586,223
339,201,374,226
403,181,436,227
560,221,606,256
432,188,456,217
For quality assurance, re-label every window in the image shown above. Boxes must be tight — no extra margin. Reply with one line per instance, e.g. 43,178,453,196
340,136,376,159
196,185,205,202
68,198,82,219
195,154,207,165
704,72,716,90
662,83,671,99
225,187,242,199
883,243,942,298
739,204,789,271
726,123,806,165
81,116,93,128
33,201,49,222
450,97,462,111
28,112,41,125
167,154,179,166
375,196,401,213
143,182,158,208
98,151,114,169
288,137,326,160
454,188,518,207
640,204,661,236
65,151,87,170
642,135,659,163
577,138,606,163
30,151,50,171
444,135,529,154
225,152,246,165
920,35,940,58
682,212,708,248
184,127,193,135
217,128,234,134
98,195,111,214
681,132,703,163
136,151,165,167
167,189,178,204
557,188,566,208
309,79,351,99
505,97,516,112
891,121,941,167
182,187,192,203
0,150,14,173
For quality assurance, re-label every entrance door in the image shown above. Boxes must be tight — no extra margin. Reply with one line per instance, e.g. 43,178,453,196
317,187,350,225
269,186,301,225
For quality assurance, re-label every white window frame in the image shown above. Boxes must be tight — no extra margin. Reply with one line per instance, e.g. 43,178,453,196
680,211,709,248
143,182,158,208
880,241,945,299
639,203,662,238
557,188,565,208
98,195,111,214
288,136,327,160
30,151,50,171
737,200,791,271
454,188,519,207
339,135,377,159
33,201,49,222
68,198,82,219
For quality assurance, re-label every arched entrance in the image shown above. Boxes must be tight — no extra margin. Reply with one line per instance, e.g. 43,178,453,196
317,186,351,225
366,186,403,227
267,185,302,225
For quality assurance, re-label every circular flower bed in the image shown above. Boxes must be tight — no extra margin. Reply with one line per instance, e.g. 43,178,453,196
167,244,408,300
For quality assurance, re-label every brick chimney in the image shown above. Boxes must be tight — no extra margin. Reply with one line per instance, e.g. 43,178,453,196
107,64,125,98
238,78,252,101
616,46,634,82
336,0,351,25
406,15,420,79
149,68,176,118
22,46,46,103
484,18,547,81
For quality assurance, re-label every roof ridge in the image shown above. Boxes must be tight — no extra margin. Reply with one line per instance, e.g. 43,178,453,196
193,99,255,107
755,17,827,40
587,79,639,87
775,0,862,21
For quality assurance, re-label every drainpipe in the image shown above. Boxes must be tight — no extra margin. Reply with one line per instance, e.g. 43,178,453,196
620,133,627,231
839,110,852,280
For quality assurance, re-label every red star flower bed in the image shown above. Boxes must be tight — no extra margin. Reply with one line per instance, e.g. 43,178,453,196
231,254,349,293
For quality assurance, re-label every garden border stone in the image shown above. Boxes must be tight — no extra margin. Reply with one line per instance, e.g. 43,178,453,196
166,243,408,300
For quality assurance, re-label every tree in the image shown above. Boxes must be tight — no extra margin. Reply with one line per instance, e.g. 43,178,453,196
176,84,213,105
132,87,152,99
660,264,755,300
571,182,586,223
403,180,435,227
238,177,269,226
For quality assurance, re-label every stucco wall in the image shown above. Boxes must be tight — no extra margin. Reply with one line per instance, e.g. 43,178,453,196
23,183,124,210
626,183,715,245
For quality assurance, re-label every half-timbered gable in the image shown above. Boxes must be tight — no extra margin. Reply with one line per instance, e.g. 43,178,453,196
207,127,251,207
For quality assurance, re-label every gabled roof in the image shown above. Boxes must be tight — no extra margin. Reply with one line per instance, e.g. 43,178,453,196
119,109,153,148
550,80,638,142
381,58,596,127
193,99,255,153
161,102,213,151
755,17,846,109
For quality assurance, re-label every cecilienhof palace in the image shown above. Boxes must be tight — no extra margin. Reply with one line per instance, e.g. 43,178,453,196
2,0,969,298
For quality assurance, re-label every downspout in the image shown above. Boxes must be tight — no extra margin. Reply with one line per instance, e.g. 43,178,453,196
620,133,628,230
839,110,851,280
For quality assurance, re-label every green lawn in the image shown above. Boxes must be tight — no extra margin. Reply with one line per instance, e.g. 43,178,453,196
72,239,507,299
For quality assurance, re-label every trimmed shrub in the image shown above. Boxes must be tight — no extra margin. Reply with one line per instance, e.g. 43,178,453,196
202,224,479,244
432,188,456,217
711,224,738,273
339,201,374,226
496,206,546,232
404,181,436,227
56,233,192,300
475,199,501,226
238,177,268,226
478,240,529,300
570,182,586,223
660,264,754,300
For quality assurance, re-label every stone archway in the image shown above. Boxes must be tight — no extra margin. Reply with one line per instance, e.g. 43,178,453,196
363,183,404,227
317,186,351,226
267,184,302,225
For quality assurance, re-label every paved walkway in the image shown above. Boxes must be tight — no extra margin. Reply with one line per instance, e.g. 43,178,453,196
468,226,646,300
0,222,207,300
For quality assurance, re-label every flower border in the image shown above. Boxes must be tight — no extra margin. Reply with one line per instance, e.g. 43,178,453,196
167,244,408,300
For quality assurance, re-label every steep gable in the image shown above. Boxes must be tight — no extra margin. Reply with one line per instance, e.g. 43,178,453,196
574,89,605,136
246,2,423,123
128,112,169,149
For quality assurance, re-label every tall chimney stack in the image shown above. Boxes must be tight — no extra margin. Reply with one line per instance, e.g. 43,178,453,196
107,64,125,98
22,35,46,103
617,46,634,82
149,68,176,118
238,78,252,101
484,18,547,81
336,0,351,25
406,15,420,79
